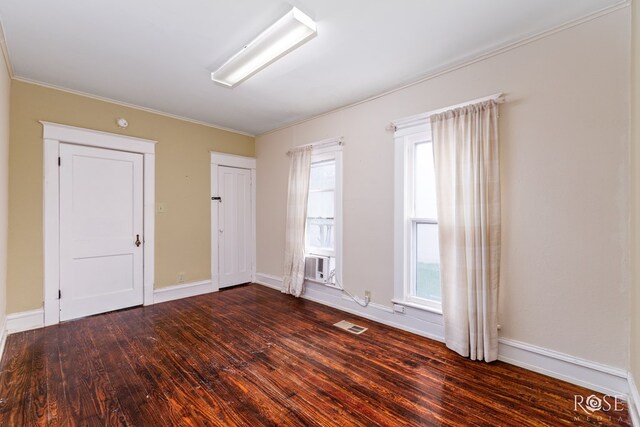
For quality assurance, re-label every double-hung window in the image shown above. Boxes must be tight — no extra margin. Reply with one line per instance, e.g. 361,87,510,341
394,123,442,312
306,154,336,256
305,141,343,285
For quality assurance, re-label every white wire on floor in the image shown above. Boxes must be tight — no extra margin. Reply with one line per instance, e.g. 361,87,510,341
328,270,369,307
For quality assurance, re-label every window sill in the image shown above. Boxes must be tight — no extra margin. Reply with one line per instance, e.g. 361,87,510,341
391,299,443,315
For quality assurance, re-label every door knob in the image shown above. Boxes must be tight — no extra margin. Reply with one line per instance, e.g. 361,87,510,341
135,234,142,247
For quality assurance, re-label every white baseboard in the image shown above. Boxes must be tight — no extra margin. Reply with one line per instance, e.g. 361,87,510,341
628,373,640,427
3,281,216,336
255,272,630,398
255,273,445,343
7,308,44,334
498,338,629,396
0,315,7,361
153,280,216,304
254,273,281,289
2,275,633,411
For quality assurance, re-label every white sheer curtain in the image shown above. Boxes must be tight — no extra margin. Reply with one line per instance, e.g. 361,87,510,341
430,100,501,362
282,146,312,297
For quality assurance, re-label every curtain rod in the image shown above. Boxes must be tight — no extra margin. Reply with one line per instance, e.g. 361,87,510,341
388,92,505,132
287,136,343,155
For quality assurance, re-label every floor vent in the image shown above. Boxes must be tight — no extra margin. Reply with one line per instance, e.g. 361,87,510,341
334,320,367,335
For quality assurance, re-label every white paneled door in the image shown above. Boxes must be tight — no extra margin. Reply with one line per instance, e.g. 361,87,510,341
217,166,252,288
59,143,144,321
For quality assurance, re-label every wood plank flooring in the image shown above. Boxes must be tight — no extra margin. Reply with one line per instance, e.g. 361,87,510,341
0,284,631,426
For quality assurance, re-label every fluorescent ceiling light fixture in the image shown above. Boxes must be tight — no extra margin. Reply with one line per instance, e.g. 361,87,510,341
211,7,317,88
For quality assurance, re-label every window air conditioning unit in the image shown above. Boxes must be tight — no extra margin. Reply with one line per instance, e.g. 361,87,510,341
305,255,330,283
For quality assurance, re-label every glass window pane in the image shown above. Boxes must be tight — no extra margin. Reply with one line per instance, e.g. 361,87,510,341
309,160,335,191
414,142,438,219
415,223,441,302
306,157,336,253
307,191,334,219
306,218,335,251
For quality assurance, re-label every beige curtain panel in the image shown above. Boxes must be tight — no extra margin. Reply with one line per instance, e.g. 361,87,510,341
430,99,501,362
282,146,312,297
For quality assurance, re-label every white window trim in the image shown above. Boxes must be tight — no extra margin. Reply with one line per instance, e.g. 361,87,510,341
303,141,343,288
42,121,157,326
393,122,443,314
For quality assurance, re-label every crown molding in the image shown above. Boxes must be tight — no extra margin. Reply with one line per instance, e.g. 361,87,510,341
257,0,631,138
0,18,14,78
12,76,255,138
1,0,629,139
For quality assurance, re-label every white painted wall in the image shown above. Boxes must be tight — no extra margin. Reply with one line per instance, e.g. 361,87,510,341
0,42,10,337
256,8,630,369
630,0,640,410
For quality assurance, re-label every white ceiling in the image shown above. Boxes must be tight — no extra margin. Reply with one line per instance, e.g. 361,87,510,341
0,0,625,135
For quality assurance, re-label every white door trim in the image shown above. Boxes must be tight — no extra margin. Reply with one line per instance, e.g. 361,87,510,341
42,121,156,326
210,152,256,291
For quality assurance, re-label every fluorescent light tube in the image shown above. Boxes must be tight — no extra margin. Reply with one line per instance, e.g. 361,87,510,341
211,7,317,88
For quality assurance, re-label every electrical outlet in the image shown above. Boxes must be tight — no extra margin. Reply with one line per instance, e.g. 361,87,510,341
177,272,185,283
364,290,371,303
393,303,406,314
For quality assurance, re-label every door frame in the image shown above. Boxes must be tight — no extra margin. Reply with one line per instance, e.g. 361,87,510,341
42,121,156,326
210,152,256,291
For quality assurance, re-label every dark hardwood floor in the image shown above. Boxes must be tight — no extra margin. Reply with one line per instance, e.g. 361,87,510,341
0,284,631,426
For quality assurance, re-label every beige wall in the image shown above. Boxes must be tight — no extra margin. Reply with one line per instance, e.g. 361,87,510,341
631,0,640,386
0,49,10,327
8,80,254,313
257,9,630,368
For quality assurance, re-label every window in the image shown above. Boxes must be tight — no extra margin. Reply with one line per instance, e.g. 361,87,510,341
412,141,441,303
306,156,336,256
305,143,342,285
393,124,442,312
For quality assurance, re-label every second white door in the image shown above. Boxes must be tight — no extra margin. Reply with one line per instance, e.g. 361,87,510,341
59,143,144,321
217,166,252,288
